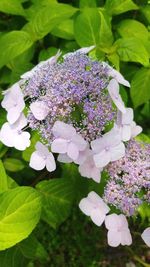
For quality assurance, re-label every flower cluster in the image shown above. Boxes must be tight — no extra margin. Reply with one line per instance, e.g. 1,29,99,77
104,140,150,216
0,46,149,248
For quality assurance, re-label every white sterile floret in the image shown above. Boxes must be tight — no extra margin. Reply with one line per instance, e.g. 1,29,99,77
91,128,125,168
141,227,150,247
30,142,56,172
115,108,142,142
0,113,30,151
107,65,130,87
79,191,110,226
51,121,87,161
105,214,132,247
1,83,25,124
30,101,49,121
107,79,126,114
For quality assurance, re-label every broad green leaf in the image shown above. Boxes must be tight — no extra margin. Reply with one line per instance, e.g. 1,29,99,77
105,0,138,15
131,67,150,107
98,10,113,48
117,19,149,41
24,3,77,41
52,19,74,40
138,202,150,220
74,8,101,46
107,53,120,70
0,186,41,250
0,160,8,193
0,0,25,16
7,176,18,189
19,235,48,261
141,5,150,24
116,38,149,67
135,133,150,144
0,31,33,69
36,178,75,228
3,158,25,172
79,0,97,7
38,47,58,62
0,247,28,267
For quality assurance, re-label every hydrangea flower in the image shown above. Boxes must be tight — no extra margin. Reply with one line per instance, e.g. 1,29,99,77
79,191,110,226
91,128,125,168
30,142,56,172
105,214,132,247
0,113,30,151
104,140,150,215
115,108,142,141
1,83,25,124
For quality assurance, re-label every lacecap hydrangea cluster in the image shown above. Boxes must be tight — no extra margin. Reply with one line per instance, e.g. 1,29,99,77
0,46,149,248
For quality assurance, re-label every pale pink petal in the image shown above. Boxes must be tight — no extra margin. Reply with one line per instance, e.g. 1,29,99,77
93,150,110,168
11,113,27,130
119,214,129,229
108,78,119,96
75,147,91,165
72,134,87,151
122,108,133,124
14,132,30,151
110,142,125,162
67,142,79,160
51,138,68,154
105,214,120,230
108,68,130,87
88,192,110,214
30,151,46,170
121,125,131,141
91,208,106,226
0,123,14,147
52,121,76,139
141,227,150,247
7,107,21,125
107,230,121,247
57,153,73,163
121,229,132,246
30,101,49,121
91,167,101,183
35,142,49,156
131,122,142,138
113,95,126,114
46,153,56,172
79,198,93,216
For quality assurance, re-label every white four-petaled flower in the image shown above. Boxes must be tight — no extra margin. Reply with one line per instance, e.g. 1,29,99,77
115,108,142,141
91,128,125,168
79,191,110,226
1,83,25,124
141,227,150,247
51,121,87,161
0,113,30,151
105,214,132,247
30,101,49,121
30,142,56,172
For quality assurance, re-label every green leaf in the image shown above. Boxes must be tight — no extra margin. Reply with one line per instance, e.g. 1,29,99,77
19,234,48,261
116,37,149,67
0,0,25,16
0,31,33,69
0,247,28,267
105,0,138,15
98,10,114,48
74,8,101,47
131,67,150,107
36,178,75,228
135,133,150,144
117,19,149,41
3,158,25,172
141,5,150,24
0,160,8,193
52,19,74,40
7,176,18,189
24,3,77,41
0,186,41,250
38,47,58,62
79,0,97,8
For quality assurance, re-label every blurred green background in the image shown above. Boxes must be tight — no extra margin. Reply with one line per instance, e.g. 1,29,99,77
0,0,150,266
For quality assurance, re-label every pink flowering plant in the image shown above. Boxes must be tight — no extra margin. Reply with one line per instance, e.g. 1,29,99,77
0,46,149,253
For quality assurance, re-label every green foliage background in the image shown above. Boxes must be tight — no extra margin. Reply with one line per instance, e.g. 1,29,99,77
0,0,150,266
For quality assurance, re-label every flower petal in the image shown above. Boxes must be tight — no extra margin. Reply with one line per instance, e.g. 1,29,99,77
46,153,56,172
107,230,121,247
141,227,150,247
110,142,125,162
105,214,120,230
30,101,49,121
14,132,30,151
93,150,110,168
52,121,76,139
91,208,106,226
29,151,46,170
121,229,132,246
57,153,73,163
67,142,79,160
51,138,68,154
79,197,93,216
121,125,131,141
